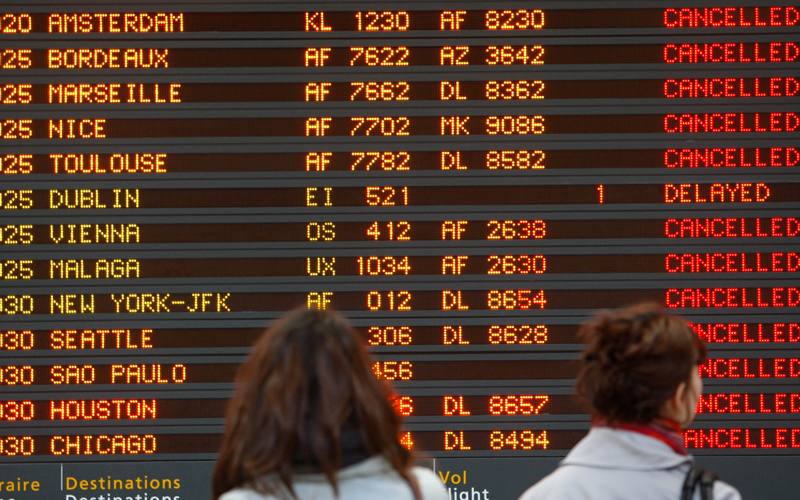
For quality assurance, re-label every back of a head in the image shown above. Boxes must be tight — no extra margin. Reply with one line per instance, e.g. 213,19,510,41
212,308,414,499
575,303,707,425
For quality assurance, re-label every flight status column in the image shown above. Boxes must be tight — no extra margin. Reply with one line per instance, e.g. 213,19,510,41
0,3,799,499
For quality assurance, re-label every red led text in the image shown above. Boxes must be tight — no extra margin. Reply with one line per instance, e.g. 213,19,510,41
666,288,800,308
664,148,798,167
699,358,800,378
697,393,800,414
667,253,799,273
685,428,800,449
692,323,800,343
665,218,799,238
664,113,798,133
664,42,798,63
664,7,799,28
664,183,769,203
664,77,798,98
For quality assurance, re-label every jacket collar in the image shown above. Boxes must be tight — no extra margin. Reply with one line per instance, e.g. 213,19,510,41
598,418,687,456
561,427,693,471
291,455,390,483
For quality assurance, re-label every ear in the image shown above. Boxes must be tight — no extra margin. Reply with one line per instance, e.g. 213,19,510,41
660,381,688,422
672,381,687,407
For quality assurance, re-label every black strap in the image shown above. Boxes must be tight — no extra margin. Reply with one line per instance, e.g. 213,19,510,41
699,468,718,500
681,465,718,500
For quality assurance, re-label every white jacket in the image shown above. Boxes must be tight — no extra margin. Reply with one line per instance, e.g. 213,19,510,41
219,455,448,500
518,427,741,500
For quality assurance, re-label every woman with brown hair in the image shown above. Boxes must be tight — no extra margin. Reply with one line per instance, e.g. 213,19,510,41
518,303,741,500
213,308,446,500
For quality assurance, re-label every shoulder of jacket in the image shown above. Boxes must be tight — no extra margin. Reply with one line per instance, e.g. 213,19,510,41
411,467,448,500
218,488,273,500
713,480,742,500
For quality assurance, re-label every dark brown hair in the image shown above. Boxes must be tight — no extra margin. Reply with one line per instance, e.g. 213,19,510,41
213,308,418,499
575,303,707,425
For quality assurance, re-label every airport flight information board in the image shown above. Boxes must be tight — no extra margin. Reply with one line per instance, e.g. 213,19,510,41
0,1,799,498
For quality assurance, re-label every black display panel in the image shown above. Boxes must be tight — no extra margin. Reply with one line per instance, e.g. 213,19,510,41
1,1,799,499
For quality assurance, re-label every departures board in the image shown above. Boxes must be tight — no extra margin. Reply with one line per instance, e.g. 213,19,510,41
0,1,799,499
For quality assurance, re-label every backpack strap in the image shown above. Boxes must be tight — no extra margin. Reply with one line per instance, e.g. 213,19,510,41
681,465,717,500
699,468,718,500
681,466,703,500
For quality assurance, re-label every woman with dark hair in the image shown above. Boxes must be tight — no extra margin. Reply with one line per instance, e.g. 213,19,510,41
518,303,741,500
213,308,446,500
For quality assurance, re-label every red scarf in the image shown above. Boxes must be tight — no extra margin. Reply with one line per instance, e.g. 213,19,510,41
595,418,687,456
